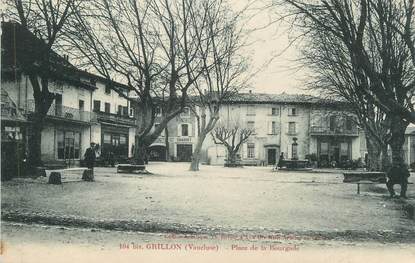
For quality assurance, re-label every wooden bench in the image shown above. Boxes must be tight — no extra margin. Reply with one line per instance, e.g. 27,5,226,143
343,172,387,194
117,164,146,174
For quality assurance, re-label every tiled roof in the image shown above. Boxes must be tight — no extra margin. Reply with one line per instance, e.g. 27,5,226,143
1,21,129,90
225,92,342,105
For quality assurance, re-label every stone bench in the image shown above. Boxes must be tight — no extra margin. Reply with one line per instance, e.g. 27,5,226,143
343,172,386,194
48,168,92,185
117,164,147,174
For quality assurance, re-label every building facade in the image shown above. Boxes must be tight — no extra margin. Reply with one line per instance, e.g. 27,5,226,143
157,93,367,167
148,106,198,162
1,21,136,168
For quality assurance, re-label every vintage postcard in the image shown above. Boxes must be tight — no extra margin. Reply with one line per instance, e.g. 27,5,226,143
1,0,415,262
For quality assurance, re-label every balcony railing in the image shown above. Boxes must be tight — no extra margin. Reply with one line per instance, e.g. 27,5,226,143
310,126,358,136
24,100,97,123
96,111,136,126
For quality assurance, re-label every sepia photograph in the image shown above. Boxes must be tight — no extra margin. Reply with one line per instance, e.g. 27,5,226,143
0,0,414,262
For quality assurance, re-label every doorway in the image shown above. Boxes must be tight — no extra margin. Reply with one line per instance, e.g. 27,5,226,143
176,144,193,162
267,148,277,165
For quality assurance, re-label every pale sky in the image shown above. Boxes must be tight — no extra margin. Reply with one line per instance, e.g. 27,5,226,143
234,0,311,94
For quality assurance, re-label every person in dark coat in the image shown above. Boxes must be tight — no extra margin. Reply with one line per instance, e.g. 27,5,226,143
84,142,96,172
108,151,115,167
386,164,410,198
277,152,284,170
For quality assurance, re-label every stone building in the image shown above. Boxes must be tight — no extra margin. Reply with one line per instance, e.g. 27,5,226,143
1,21,135,168
148,106,198,162
193,92,366,167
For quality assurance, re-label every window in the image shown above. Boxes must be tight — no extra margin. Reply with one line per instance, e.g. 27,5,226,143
320,142,329,155
340,142,349,157
181,107,190,117
288,122,296,134
79,100,84,111
105,84,111,94
118,105,123,115
55,94,62,116
271,107,279,115
288,108,297,116
57,130,81,160
130,108,134,116
271,121,277,134
123,106,128,116
103,133,111,144
247,105,256,115
247,143,255,158
181,124,189,136
247,121,255,131
155,106,162,116
93,100,101,112
329,116,336,131
105,102,111,113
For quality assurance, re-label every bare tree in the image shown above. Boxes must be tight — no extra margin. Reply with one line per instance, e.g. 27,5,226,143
276,0,415,174
188,1,249,171
65,0,228,164
302,28,391,171
4,0,81,167
211,121,254,167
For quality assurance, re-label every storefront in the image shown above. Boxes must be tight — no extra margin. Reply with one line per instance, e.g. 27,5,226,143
317,137,352,167
1,89,27,180
101,125,129,162
176,144,193,161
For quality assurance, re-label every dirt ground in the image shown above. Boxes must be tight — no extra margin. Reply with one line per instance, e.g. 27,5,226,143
2,163,415,262
2,163,414,233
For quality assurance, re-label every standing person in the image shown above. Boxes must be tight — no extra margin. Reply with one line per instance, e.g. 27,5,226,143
386,164,410,198
108,151,115,167
84,142,96,174
277,152,284,170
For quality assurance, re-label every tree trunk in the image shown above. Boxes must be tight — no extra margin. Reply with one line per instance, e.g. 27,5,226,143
380,144,391,172
133,136,149,165
165,127,171,162
27,115,44,167
190,131,207,171
389,116,408,168
386,115,409,197
227,150,237,166
366,135,382,171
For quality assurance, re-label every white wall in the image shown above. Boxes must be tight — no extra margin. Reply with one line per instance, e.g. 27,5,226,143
91,80,129,113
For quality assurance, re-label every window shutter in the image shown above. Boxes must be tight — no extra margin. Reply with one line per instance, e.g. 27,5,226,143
268,121,272,134
178,124,182,137
242,143,248,158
